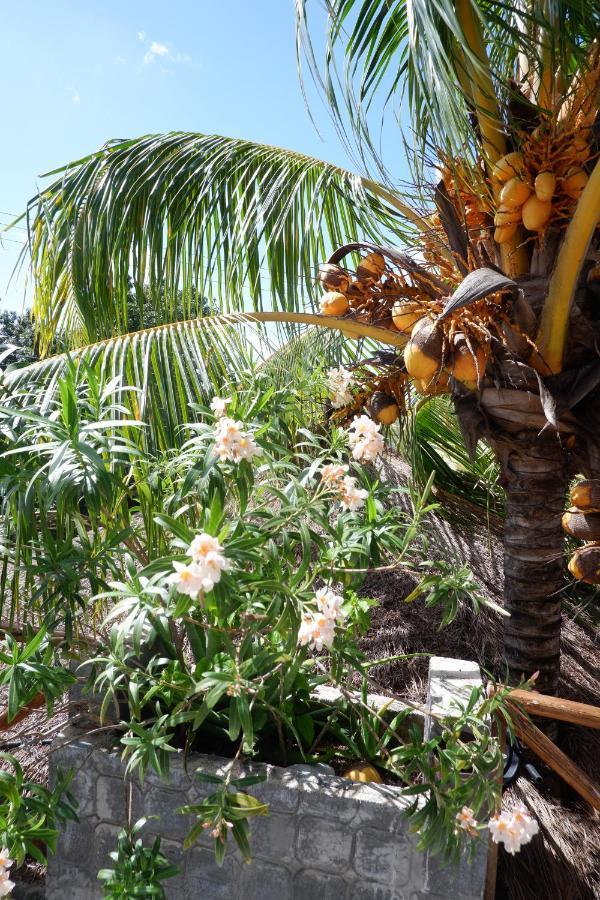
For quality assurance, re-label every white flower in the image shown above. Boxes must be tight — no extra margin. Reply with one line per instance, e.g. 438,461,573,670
0,869,15,897
0,850,12,869
188,533,224,563
338,476,368,511
314,586,345,621
488,805,539,854
210,396,230,418
455,806,478,836
213,417,259,463
326,367,354,409
346,415,384,462
168,561,207,599
298,612,336,651
320,463,349,488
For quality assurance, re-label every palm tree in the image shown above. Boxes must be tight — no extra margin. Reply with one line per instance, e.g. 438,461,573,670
6,2,600,693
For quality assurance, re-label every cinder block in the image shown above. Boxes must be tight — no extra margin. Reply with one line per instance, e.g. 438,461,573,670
250,811,297,862
239,859,293,900
293,867,349,900
296,815,355,873
354,826,411,887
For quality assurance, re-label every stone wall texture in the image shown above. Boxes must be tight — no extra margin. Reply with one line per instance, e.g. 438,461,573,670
47,658,487,899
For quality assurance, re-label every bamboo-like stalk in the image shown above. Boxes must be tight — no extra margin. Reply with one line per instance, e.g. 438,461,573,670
454,0,529,277
536,158,600,372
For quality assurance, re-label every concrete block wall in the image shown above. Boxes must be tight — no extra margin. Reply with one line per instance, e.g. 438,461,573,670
47,657,487,899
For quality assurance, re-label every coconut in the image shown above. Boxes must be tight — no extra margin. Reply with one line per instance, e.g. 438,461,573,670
320,291,349,317
494,223,518,244
404,318,444,381
562,507,600,540
391,300,424,334
500,176,532,209
492,152,525,183
573,136,591,162
413,369,449,396
368,392,400,425
494,206,522,227
570,479,600,513
342,763,383,784
317,263,350,293
357,252,386,282
521,195,552,232
563,168,588,200
534,171,556,202
448,334,489,389
568,543,600,584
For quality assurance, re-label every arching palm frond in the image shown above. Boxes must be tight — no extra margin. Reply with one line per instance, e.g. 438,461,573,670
23,132,420,355
2,315,266,451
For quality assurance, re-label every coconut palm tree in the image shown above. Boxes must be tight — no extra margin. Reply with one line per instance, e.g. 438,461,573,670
5,1,600,693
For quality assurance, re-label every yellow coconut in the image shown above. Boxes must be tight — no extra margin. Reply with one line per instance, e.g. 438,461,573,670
521,195,552,232
369,392,400,425
448,335,489,390
500,176,532,209
413,370,450,396
494,223,518,244
534,171,556,202
357,252,386,282
561,508,600,541
491,152,525,183
570,479,600,513
320,291,349,317
404,318,444,381
563,168,588,200
342,763,383,784
494,206,522,227
318,263,351,294
568,544,600,585
391,300,424,334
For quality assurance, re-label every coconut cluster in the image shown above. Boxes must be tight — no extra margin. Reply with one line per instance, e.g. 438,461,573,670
491,127,591,243
563,479,600,585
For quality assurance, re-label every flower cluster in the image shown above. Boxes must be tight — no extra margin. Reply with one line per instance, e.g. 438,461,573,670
320,463,368,511
169,533,231,599
455,806,478,838
0,849,14,898
213,417,259,464
298,587,346,651
346,415,384,462
488,804,539,855
326,367,354,409
210,396,231,418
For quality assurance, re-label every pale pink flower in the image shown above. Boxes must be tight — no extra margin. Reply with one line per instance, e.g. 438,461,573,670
314,587,345,621
488,805,539,854
210,396,230,418
0,870,15,898
0,851,12,870
338,476,368,511
213,417,258,463
320,463,349,488
168,561,207,599
455,806,478,837
298,612,336,651
326,367,354,409
346,415,384,462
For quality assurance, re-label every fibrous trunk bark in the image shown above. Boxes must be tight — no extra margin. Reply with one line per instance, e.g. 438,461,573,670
499,432,569,694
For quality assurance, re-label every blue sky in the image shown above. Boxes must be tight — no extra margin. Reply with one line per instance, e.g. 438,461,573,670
0,1,406,311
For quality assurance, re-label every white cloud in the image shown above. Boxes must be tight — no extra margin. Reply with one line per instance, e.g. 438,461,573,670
137,31,193,68
143,40,169,65
72,91,80,104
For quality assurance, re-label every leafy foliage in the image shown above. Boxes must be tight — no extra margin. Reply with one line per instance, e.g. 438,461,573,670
97,818,179,899
0,755,77,866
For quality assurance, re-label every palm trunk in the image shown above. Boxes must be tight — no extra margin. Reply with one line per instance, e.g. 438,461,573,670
499,432,569,693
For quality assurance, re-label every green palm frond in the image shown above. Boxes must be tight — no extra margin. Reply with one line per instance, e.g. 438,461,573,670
296,0,599,173
2,315,268,451
24,132,419,355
